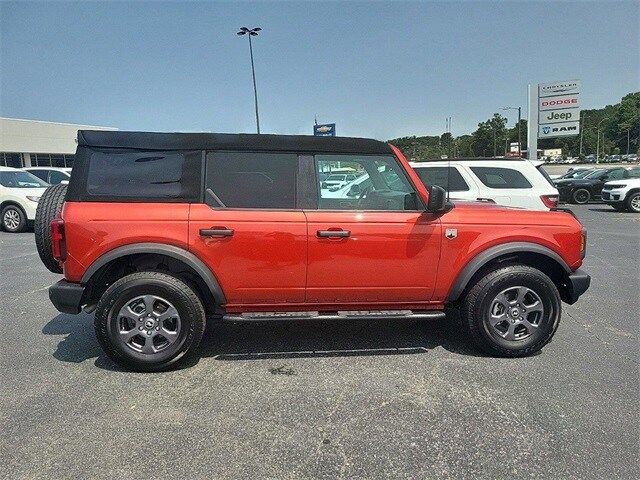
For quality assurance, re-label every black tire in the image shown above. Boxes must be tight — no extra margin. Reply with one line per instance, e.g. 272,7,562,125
571,188,591,204
461,264,561,357
1,204,27,233
625,191,640,213
34,184,67,273
94,271,206,372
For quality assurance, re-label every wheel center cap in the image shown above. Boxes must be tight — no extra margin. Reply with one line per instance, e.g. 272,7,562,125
510,308,520,318
144,319,156,329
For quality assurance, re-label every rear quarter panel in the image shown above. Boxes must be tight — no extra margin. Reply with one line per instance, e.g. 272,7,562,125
61,202,189,282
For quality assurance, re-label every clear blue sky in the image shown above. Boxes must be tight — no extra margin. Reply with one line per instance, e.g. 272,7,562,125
1,1,638,139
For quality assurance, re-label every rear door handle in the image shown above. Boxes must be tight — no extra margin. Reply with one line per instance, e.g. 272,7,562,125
200,227,234,237
317,229,350,238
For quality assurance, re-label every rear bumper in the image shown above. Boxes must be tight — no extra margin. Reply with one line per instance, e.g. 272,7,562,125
561,268,591,305
49,280,85,314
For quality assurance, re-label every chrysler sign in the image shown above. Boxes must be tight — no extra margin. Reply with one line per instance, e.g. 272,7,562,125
537,79,581,139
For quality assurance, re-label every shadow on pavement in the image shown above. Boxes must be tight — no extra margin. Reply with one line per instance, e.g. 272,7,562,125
42,310,485,371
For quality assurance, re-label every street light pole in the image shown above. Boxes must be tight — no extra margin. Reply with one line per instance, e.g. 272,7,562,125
237,26,262,134
596,117,608,164
502,106,522,157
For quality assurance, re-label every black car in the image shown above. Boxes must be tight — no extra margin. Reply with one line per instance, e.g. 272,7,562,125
554,167,640,204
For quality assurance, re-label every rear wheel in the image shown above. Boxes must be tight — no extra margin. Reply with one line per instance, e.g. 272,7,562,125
1,205,26,232
572,188,590,204
626,192,640,213
34,184,67,273
461,265,561,356
94,272,206,372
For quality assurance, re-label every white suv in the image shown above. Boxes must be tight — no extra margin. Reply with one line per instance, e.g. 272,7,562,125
0,166,49,232
409,158,559,210
601,178,640,213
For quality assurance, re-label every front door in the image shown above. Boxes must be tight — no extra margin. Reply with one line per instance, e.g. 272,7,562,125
305,153,442,305
189,151,307,307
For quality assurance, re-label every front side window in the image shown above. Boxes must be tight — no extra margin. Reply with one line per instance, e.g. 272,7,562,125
205,151,298,209
414,166,470,192
86,149,201,201
470,167,532,189
315,154,417,211
0,171,49,188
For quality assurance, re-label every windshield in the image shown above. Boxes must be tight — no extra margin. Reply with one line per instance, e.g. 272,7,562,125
583,169,607,179
561,169,592,179
0,171,49,188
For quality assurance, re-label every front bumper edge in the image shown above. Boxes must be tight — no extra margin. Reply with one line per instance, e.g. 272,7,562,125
49,280,85,314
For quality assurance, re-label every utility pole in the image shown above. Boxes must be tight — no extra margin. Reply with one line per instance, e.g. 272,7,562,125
237,26,262,133
579,112,585,155
627,129,631,155
503,106,522,157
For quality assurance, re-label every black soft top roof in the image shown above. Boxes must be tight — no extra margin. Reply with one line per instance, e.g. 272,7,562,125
78,130,392,155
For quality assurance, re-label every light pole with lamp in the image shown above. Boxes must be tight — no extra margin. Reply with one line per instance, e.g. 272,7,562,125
596,117,608,164
502,106,522,157
237,26,262,134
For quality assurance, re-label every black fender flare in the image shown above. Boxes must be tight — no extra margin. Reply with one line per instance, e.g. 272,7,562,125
81,243,226,305
447,242,571,301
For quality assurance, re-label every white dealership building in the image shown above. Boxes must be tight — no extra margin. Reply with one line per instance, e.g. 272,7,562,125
0,117,117,168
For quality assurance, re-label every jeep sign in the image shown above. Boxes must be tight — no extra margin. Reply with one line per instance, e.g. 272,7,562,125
539,107,580,124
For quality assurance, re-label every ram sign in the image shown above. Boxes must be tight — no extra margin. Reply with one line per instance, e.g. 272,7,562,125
537,80,581,139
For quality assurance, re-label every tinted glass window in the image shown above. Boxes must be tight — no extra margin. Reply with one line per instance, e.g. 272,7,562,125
628,167,640,178
28,170,49,181
49,170,69,184
606,169,625,180
470,167,532,189
316,154,417,211
0,171,49,188
205,152,297,209
86,149,201,200
414,166,470,192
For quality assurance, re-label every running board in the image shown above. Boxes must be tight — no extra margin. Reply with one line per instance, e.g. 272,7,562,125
222,310,445,322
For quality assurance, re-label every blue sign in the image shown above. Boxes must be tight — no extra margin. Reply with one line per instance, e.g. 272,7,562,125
314,123,336,136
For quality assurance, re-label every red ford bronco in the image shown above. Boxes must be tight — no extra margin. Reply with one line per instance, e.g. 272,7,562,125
37,131,590,371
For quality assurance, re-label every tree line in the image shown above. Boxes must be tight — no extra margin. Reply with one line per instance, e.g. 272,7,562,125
389,92,639,160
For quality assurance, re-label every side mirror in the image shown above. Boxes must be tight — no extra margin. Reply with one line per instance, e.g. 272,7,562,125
347,184,361,197
427,185,447,213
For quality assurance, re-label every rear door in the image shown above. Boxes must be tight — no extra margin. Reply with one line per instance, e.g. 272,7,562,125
412,165,478,201
304,153,441,305
189,151,307,307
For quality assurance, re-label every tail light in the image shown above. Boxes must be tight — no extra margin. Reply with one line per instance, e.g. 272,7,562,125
51,218,67,262
540,194,559,209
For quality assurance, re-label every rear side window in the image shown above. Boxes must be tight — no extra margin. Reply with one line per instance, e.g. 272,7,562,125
536,165,556,187
205,152,297,209
470,167,532,189
85,149,201,201
414,166,470,192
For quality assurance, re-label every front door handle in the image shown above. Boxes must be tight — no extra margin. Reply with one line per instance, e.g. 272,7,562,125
317,229,350,238
200,227,234,237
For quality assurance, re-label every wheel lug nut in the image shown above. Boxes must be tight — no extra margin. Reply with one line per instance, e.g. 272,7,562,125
147,330,152,335
138,326,143,330
155,326,160,331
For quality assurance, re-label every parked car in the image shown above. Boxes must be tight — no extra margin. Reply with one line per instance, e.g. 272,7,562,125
321,173,357,191
554,167,640,204
409,158,559,210
24,167,71,185
601,178,640,212
38,131,589,371
549,167,594,181
0,166,49,232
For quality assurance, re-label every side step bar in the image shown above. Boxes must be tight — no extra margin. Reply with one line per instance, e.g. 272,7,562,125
223,310,446,322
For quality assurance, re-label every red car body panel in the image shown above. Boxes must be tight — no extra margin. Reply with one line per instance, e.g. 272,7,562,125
59,144,585,313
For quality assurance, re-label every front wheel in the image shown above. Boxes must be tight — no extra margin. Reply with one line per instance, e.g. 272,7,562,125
94,271,206,372
1,205,27,232
625,192,640,213
461,265,561,356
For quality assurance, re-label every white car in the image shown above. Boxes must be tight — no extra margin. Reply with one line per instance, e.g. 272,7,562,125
601,177,640,212
409,158,559,210
0,166,49,232
321,173,358,191
23,167,71,185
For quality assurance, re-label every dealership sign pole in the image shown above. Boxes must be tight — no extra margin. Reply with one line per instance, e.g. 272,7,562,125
527,80,581,161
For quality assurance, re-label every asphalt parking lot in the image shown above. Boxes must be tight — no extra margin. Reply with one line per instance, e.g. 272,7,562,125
1,204,638,479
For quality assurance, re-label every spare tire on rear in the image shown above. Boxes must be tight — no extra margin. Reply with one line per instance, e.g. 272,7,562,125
35,184,67,273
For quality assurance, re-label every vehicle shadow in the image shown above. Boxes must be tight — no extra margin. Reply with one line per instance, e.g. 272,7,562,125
42,310,487,372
